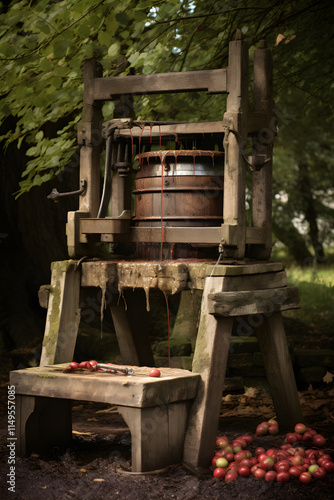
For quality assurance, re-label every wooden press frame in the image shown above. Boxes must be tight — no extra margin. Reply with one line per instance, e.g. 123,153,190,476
67,34,274,260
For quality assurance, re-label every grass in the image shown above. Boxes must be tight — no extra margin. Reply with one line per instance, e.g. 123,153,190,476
284,265,334,336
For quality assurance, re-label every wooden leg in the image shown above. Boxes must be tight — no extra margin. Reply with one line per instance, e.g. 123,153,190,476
40,260,81,366
118,401,189,472
111,289,154,366
183,276,234,469
255,312,303,429
16,395,72,456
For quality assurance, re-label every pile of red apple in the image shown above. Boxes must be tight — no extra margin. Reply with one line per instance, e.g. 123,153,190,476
212,422,333,484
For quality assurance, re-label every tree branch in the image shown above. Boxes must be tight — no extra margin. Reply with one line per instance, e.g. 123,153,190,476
0,0,105,61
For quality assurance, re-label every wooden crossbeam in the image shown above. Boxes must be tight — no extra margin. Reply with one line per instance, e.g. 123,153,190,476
94,69,227,99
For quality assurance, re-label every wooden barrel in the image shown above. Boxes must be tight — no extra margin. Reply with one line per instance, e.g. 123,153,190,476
133,150,224,260
134,150,224,226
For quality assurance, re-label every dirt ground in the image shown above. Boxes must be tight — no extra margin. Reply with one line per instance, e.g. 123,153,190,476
1,358,334,500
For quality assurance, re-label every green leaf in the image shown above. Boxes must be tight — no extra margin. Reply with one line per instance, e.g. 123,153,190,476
107,42,120,59
0,42,16,58
116,12,131,26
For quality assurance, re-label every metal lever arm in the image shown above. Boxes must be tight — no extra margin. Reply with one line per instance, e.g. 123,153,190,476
47,179,86,202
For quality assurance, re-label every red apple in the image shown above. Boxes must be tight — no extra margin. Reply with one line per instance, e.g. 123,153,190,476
216,436,229,449
265,470,277,482
225,471,238,482
260,457,275,471
256,422,270,436
68,361,80,370
312,467,326,479
295,423,307,434
322,461,334,472
269,425,279,436
254,469,266,479
302,431,313,441
239,459,252,468
233,438,247,449
277,471,290,482
240,435,253,445
299,471,312,484
275,462,290,473
255,447,266,456
213,467,226,479
289,466,302,477
149,368,161,377
224,452,235,463
312,434,326,448
238,466,250,477
291,455,304,466
286,433,298,444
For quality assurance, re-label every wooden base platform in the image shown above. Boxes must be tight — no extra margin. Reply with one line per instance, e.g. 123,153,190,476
10,364,200,472
35,259,303,470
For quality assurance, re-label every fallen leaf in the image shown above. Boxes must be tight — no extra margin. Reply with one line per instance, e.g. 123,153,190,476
80,469,87,473
87,418,99,422
93,478,105,482
72,430,92,436
244,387,258,398
323,371,333,384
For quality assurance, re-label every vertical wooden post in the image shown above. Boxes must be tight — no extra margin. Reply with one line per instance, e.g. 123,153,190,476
67,59,103,257
111,56,134,219
255,312,303,429
223,31,249,258
110,289,155,366
79,59,103,216
250,40,274,259
183,276,234,469
40,260,81,366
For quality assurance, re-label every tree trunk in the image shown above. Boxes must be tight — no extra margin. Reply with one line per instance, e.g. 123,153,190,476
272,220,313,266
297,162,325,263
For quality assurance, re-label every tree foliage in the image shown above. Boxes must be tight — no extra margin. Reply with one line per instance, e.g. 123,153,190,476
1,0,333,258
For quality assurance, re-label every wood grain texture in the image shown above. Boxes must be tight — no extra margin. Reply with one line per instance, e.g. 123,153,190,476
11,364,200,408
118,401,189,472
40,261,81,366
183,276,234,468
94,69,227,99
223,37,249,258
250,43,274,259
207,286,300,317
255,312,303,428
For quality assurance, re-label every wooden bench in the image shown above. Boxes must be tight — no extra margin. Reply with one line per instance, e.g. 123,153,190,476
10,364,200,472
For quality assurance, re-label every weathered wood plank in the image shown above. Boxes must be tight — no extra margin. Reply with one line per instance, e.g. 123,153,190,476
79,59,103,218
207,286,300,317
94,69,227,99
249,41,274,259
115,120,228,138
206,261,284,276
223,34,249,258
110,304,140,366
40,261,81,366
11,364,200,408
118,401,189,472
255,312,303,428
66,210,90,258
111,289,155,366
183,276,234,469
